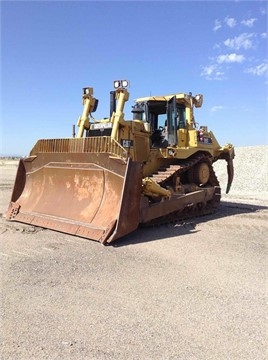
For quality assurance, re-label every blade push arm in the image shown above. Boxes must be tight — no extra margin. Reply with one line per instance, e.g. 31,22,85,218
110,87,129,141
77,87,98,138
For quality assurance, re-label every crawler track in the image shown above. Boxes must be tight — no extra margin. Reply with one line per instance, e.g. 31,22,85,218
143,154,221,227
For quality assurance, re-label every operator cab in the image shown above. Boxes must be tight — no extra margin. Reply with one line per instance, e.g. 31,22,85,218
133,97,186,148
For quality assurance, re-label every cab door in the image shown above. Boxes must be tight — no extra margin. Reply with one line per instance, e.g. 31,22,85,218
167,96,178,146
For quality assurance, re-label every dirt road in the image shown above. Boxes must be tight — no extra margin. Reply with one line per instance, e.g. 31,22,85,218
1,161,267,359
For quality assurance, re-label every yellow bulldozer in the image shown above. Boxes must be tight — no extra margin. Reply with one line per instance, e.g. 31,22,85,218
6,80,234,244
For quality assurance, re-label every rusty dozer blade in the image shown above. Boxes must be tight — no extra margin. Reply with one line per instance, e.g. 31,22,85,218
6,153,142,244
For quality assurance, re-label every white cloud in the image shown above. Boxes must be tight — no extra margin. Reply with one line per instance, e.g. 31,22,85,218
201,65,216,76
245,62,268,76
217,53,245,64
200,65,225,80
213,19,222,31
214,70,225,79
210,105,225,113
241,18,257,27
224,16,237,28
223,33,254,50
261,32,268,39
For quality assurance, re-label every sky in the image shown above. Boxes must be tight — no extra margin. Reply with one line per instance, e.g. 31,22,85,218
1,0,267,155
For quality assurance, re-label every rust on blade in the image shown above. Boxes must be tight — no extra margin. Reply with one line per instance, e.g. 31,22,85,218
6,152,141,243
105,161,143,244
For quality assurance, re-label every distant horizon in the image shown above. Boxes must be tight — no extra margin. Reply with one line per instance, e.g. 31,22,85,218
0,155,22,158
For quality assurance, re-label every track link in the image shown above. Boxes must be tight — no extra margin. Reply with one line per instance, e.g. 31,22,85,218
151,153,217,186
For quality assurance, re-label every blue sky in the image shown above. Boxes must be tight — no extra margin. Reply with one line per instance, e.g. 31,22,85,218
1,0,267,155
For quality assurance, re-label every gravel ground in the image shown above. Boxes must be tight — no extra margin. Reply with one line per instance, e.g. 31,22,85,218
0,146,267,360
213,145,268,202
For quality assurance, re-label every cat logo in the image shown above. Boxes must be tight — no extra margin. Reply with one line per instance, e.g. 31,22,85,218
121,139,133,148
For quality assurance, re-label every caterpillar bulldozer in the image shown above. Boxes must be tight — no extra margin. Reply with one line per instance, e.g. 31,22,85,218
6,80,234,244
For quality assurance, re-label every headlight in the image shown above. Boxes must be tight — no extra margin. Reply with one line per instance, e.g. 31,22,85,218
122,80,129,88
194,94,203,107
114,80,120,89
83,87,93,95
113,80,129,89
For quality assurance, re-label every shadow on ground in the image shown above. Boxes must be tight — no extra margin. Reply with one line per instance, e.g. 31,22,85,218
112,200,268,247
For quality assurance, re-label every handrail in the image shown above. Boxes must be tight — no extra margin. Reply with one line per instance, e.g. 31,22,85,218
30,137,128,160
